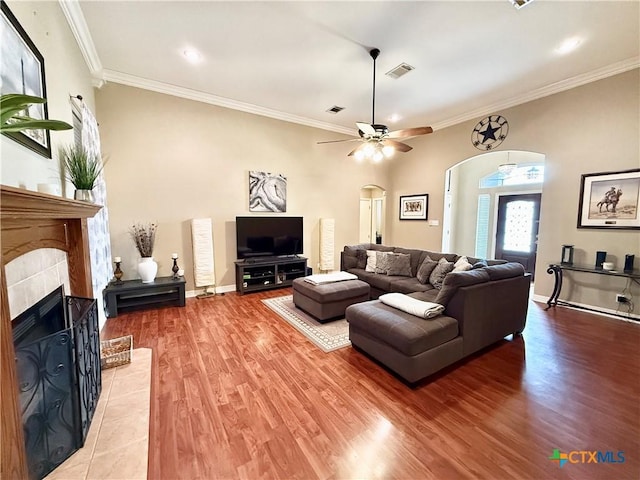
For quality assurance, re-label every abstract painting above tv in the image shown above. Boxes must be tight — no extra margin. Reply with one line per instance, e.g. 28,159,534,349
249,171,287,212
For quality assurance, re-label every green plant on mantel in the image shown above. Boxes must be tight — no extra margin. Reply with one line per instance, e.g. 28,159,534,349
60,144,104,190
0,93,72,133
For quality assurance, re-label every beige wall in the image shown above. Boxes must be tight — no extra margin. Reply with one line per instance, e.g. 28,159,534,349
0,1,95,194
95,83,390,291
388,69,640,314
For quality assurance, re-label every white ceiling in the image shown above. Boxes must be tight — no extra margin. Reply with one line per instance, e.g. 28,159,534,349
67,1,639,137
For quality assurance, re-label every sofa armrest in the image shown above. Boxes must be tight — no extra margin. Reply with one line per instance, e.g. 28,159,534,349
445,274,530,356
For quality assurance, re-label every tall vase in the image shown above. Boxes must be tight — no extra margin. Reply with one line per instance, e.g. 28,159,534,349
138,257,158,283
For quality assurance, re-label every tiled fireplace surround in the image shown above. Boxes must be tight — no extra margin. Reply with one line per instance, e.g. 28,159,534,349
6,248,71,319
1,185,100,478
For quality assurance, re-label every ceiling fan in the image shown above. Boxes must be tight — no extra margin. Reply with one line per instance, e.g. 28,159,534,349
318,48,433,162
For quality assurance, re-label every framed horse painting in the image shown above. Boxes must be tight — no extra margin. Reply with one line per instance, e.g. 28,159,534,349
577,169,640,229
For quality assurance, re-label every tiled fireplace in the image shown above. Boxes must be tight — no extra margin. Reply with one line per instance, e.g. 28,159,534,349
1,185,101,479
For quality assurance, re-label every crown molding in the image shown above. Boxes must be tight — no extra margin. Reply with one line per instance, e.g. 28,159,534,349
58,0,636,137
58,0,103,77
432,57,640,131
102,70,356,136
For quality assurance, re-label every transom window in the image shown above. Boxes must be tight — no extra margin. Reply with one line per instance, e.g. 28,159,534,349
480,165,545,188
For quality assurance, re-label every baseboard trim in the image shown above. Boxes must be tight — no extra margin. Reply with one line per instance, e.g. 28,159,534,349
531,294,639,323
186,284,236,298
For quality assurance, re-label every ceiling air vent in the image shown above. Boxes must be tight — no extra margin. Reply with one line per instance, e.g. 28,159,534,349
385,63,415,79
326,105,345,114
509,0,535,9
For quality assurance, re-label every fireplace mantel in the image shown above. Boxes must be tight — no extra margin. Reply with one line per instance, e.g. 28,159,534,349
1,185,101,478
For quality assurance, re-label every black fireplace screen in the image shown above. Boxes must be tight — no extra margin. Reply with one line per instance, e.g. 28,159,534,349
13,287,101,480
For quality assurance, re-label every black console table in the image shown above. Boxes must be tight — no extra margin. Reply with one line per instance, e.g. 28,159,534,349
235,257,308,295
103,276,186,317
546,263,640,318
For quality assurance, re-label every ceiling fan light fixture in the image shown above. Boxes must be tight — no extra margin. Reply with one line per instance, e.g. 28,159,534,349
498,163,517,176
363,143,375,157
382,145,395,158
372,150,384,163
354,150,365,162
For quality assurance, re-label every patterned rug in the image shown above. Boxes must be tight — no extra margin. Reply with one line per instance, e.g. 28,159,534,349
262,295,351,352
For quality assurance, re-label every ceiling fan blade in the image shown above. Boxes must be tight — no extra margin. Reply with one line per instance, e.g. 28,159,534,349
382,139,413,153
317,138,358,144
356,122,376,135
387,126,433,138
347,143,368,157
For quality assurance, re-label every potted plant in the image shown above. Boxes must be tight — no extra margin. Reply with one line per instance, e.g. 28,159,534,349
131,222,158,283
60,144,104,201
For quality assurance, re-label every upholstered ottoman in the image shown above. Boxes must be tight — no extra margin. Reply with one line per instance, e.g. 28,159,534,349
292,277,370,322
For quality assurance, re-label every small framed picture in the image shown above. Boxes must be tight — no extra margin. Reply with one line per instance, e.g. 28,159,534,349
399,194,428,220
577,169,640,229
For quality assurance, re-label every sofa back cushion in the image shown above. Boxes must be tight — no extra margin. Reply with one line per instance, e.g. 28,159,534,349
434,268,491,305
484,262,525,280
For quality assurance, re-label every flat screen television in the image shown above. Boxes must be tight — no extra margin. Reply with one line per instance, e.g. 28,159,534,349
236,216,303,260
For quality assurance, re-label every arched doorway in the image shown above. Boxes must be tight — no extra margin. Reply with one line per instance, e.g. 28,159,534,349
359,185,386,244
442,150,545,278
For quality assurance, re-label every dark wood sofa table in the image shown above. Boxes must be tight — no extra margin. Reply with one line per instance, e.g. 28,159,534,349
103,276,186,317
546,263,640,319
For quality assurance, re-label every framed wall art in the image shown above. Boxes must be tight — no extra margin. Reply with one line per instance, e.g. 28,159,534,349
577,169,640,229
399,194,428,220
249,171,287,212
1,2,52,158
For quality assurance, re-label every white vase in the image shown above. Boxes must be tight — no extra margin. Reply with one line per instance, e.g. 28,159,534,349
137,257,158,283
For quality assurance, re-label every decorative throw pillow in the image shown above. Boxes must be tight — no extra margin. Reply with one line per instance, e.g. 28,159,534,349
355,249,367,269
453,256,473,272
429,257,454,289
385,253,412,277
417,256,438,284
375,251,391,274
365,250,377,272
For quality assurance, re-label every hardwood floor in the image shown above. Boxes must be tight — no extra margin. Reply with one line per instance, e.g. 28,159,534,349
102,289,640,479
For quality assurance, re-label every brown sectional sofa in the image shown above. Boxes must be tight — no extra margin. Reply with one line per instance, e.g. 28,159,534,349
341,244,531,383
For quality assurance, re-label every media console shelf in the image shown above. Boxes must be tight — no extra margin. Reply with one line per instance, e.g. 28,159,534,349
235,257,308,295
103,276,186,317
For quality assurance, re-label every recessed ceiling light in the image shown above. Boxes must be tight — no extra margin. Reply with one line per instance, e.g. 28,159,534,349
183,48,203,64
555,37,582,55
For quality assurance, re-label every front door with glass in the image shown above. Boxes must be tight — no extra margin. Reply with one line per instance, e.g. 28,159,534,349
495,193,541,279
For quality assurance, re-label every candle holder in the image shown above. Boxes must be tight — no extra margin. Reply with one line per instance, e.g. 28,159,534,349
172,257,180,279
113,260,124,283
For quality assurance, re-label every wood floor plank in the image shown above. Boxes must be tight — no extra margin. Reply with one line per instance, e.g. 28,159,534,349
103,290,640,479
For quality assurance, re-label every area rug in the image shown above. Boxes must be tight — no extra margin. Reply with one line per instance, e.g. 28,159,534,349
262,295,350,352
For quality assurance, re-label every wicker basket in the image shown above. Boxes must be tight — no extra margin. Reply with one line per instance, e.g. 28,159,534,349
100,335,133,369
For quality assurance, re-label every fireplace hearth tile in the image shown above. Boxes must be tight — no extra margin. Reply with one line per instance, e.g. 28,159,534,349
44,348,151,480
87,437,148,480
